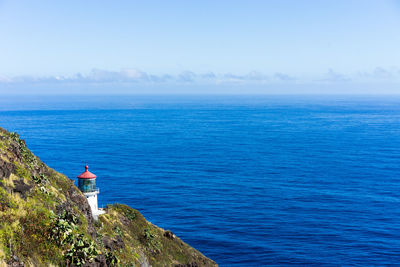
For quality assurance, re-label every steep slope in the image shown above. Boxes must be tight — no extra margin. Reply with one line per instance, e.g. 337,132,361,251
0,127,217,267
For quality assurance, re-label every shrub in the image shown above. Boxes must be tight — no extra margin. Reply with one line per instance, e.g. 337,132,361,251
50,211,99,265
0,187,17,212
0,225,15,260
17,206,60,262
143,227,162,253
105,251,119,266
114,226,123,237
124,209,136,221
32,174,49,185
50,211,78,246
65,234,99,266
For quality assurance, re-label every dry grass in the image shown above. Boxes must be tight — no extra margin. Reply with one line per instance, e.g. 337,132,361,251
2,173,17,188
0,155,9,163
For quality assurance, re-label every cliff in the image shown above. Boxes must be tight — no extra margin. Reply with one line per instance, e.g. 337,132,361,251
0,127,217,267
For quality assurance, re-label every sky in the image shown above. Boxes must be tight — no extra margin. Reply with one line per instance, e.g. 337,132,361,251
0,0,399,94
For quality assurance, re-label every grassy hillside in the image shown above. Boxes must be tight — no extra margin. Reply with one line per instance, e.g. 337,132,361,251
0,127,217,267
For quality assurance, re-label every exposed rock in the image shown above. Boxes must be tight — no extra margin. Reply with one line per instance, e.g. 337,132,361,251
164,230,176,239
92,253,107,267
12,179,33,199
102,236,124,250
0,159,14,179
7,255,24,267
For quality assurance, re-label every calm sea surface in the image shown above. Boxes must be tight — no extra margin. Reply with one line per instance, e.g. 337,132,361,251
1,95,400,266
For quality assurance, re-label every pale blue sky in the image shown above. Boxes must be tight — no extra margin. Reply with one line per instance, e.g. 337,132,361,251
0,0,399,94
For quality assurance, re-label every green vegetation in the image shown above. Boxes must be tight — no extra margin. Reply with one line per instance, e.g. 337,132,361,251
105,251,119,266
124,207,137,221
65,234,99,266
0,127,217,266
0,186,16,211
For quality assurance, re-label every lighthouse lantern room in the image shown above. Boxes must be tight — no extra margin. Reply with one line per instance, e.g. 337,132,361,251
77,165,104,220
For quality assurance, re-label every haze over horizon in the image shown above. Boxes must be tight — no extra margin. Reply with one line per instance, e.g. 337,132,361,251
1,0,399,94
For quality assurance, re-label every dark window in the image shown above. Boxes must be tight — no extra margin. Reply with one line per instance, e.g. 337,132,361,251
78,179,96,193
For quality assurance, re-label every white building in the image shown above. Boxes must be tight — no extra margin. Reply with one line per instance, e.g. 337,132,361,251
77,165,105,220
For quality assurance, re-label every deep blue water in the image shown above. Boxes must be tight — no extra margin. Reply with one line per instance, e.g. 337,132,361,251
1,95,400,266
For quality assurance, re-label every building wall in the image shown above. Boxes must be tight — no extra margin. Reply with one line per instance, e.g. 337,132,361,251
86,194,98,212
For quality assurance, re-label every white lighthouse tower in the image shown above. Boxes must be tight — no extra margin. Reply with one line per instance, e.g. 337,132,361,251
77,165,105,220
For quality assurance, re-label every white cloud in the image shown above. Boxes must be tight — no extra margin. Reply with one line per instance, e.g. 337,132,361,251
219,71,270,84
178,71,196,82
319,69,351,82
274,72,296,81
357,67,400,81
1,67,399,87
121,69,148,80
201,72,217,79
0,75,12,83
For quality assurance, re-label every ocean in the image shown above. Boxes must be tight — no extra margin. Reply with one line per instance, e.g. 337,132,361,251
1,95,400,266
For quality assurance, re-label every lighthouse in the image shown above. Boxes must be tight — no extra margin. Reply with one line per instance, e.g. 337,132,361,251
77,165,105,220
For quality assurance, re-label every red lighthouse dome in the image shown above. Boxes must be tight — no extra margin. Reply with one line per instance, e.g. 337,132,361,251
77,165,97,179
